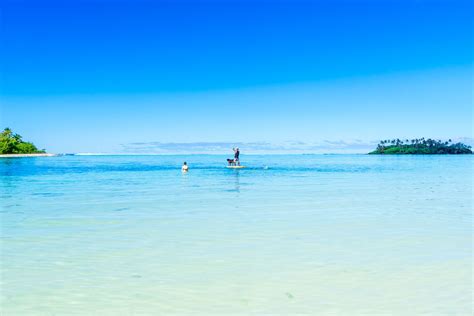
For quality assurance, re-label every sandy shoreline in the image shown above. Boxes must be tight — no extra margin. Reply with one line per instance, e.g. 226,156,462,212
0,153,57,158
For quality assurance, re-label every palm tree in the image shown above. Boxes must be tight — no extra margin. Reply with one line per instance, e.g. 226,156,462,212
13,133,22,142
1,127,12,138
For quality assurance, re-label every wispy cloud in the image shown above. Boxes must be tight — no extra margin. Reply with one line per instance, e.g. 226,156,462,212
119,137,474,154
120,140,379,154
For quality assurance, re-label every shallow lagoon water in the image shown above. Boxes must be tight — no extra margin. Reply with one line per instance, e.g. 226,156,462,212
1,155,472,315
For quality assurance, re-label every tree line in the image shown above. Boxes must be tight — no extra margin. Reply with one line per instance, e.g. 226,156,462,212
370,138,472,154
0,128,45,154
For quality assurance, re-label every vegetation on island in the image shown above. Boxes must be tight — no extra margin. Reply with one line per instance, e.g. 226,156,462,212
369,138,472,155
0,128,45,154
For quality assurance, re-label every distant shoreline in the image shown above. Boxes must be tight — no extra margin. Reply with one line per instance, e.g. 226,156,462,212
0,153,57,158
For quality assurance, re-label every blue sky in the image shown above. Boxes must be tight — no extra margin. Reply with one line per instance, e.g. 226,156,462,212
1,0,472,153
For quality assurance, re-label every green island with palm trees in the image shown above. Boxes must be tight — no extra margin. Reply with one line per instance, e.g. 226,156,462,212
0,128,46,155
370,138,472,154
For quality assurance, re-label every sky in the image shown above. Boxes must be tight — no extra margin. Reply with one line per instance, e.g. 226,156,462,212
0,0,472,153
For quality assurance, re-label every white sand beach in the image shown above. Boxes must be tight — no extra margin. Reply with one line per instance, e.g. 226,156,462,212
0,153,57,158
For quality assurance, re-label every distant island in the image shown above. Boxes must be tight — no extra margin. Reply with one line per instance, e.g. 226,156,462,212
0,128,46,155
370,138,472,155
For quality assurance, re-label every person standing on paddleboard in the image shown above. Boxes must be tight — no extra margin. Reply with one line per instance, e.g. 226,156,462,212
233,147,240,166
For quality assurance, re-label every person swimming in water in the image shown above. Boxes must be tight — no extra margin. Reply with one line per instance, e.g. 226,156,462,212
181,161,189,172
233,147,240,166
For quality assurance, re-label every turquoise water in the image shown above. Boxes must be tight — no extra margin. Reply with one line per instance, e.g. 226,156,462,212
1,155,472,315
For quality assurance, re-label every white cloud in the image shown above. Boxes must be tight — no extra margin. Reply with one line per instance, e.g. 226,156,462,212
120,139,379,154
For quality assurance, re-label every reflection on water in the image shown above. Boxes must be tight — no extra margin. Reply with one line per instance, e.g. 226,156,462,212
232,169,240,193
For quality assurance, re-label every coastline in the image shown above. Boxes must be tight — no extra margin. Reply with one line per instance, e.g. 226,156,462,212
0,153,57,158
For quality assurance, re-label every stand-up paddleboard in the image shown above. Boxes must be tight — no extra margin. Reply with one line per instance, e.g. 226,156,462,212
226,166,246,169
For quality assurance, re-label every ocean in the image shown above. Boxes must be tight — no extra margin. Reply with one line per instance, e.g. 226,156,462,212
1,154,472,315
